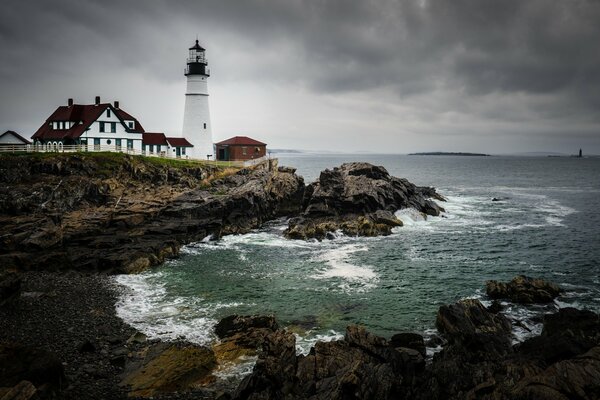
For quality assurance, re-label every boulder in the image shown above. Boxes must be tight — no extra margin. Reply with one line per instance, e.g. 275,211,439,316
120,343,216,398
214,315,279,340
512,346,600,399
390,332,426,357
486,275,561,304
436,299,512,360
0,344,65,396
284,163,443,240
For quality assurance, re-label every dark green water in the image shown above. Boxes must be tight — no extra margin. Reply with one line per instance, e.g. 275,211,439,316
115,155,600,354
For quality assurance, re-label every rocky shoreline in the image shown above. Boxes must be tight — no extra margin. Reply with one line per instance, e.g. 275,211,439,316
1,153,599,399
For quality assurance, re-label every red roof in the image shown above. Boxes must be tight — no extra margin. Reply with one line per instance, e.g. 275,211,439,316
166,137,194,147
31,102,144,141
142,132,168,146
214,136,266,146
1,130,31,144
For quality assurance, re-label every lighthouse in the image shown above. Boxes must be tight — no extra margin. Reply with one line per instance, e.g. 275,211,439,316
181,40,213,159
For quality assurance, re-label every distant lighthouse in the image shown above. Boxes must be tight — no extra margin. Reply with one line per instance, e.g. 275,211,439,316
181,40,213,159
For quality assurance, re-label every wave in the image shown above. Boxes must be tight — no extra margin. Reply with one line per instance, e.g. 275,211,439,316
309,244,378,293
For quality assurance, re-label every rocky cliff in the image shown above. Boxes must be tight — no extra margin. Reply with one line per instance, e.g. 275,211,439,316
0,153,304,273
285,162,445,239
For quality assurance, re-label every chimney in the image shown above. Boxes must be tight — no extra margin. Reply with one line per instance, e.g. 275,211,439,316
68,98,73,107
95,96,100,105
114,101,120,109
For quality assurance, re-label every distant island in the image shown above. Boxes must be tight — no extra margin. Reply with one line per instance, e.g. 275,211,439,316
408,152,490,156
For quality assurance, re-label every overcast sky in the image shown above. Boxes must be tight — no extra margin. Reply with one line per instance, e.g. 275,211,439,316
1,0,599,154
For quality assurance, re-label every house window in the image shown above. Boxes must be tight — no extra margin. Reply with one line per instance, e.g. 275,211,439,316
203,123,207,129
99,122,105,132
156,145,161,153
142,144,146,154
128,122,134,129
93,138,100,150
115,138,122,150
107,139,112,145
110,122,116,133
149,144,154,153
181,147,186,155
127,139,133,149
107,109,111,118
242,147,247,155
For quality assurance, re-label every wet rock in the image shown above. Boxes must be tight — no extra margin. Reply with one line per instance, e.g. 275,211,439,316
120,343,217,397
215,315,279,340
126,331,147,345
284,162,443,240
390,332,426,357
517,308,600,364
512,346,600,399
486,275,562,303
436,298,512,361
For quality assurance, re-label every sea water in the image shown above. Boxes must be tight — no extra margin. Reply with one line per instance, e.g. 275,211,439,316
114,154,600,356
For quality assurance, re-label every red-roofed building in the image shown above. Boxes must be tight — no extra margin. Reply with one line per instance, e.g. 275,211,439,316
215,136,267,161
31,97,145,152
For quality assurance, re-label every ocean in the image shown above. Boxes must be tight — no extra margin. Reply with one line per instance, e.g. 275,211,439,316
114,154,600,358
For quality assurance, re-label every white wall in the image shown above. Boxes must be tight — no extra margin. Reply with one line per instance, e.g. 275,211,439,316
0,133,27,144
181,75,213,159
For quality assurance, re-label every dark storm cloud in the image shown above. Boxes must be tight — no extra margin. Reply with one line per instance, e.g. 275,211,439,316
0,0,599,151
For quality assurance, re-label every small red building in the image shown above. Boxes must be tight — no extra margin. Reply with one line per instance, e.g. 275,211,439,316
215,136,267,161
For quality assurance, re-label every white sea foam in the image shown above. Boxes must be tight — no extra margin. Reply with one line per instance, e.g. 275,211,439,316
309,244,378,293
295,330,345,355
113,273,246,345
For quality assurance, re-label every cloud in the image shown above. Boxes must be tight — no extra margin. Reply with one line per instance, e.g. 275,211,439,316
0,0,598,153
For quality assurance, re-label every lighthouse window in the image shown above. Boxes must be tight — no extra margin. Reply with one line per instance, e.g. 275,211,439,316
99,122,105,132
203,123,207,129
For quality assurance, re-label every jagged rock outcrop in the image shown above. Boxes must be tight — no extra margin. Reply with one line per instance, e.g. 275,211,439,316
486,275,562,304
232,279,600,400
0,154,304,273
285,162,445,240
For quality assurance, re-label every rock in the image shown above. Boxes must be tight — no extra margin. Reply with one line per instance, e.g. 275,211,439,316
0,272,21,307
284,162,443,240
486,275,562,303
436,299,512,361
390,332,426,357
0,344,65,395
76,339,96,353
517,308,600,364
0,380,37,400
214,315,279,339
126,331,147,345
120,344,217,397
0,154,305,273
512,346,600,399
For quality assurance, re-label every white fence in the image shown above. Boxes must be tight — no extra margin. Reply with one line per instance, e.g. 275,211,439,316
0,143,271,168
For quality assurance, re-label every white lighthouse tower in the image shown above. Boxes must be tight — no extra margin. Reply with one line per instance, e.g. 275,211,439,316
181,40,213,159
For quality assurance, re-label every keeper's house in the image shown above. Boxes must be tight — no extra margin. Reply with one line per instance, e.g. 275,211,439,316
31,97,193,158
215,136,267,161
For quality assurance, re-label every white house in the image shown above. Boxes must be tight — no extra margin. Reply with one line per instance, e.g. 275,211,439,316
31,97,194,158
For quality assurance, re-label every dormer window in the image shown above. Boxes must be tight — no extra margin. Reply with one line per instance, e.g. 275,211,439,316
128,122,134,129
